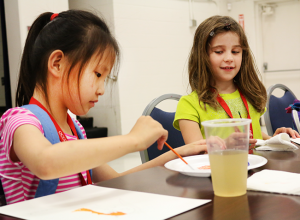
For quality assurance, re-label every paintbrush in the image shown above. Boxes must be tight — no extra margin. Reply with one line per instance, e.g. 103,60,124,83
238,111,253,150
164,142,196,171
238,111,242,119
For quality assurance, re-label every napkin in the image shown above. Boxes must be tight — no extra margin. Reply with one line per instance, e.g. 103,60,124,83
255,133,298,151
291,138,300,145
247,169,300,196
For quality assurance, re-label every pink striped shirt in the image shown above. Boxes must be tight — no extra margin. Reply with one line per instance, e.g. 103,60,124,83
0,107,88,204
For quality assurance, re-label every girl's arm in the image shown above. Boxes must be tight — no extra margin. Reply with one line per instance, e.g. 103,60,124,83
12,116,167,180
92,140,207,182
262,128,300,140
261,131,271,140
178,119,204,144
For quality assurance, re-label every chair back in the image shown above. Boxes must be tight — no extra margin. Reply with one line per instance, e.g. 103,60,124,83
140,94,185,163
264,84,297,136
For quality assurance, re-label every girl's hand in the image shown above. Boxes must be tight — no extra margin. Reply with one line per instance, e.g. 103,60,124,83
225,132,248,149
273,127,300,139
128,116,168,152
175,140,207,156
249,138,257,150
207,136,226,150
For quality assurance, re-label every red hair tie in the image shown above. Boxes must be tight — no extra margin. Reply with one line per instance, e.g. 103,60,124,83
50,13,59,21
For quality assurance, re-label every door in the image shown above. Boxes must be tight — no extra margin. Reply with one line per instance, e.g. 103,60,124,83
261,1,300,98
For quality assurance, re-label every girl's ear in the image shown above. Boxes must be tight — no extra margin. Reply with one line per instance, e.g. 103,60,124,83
48,50,66,78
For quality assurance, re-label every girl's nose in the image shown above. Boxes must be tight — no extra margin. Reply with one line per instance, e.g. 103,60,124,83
96,82,105,96
224,52,233,62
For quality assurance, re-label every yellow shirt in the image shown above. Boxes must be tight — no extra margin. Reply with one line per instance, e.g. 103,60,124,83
173,90,265,139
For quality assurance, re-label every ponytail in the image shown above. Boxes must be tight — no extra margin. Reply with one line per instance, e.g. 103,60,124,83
16,12,53,106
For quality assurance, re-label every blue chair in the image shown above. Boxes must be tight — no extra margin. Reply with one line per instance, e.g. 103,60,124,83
140,94,185,163
264,84,297,136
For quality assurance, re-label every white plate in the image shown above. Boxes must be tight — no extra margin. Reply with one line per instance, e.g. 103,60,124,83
164,154,268,177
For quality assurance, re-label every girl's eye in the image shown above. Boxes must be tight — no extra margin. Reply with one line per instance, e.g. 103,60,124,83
232,51,240,54
96,72,102,78
215,51,223,54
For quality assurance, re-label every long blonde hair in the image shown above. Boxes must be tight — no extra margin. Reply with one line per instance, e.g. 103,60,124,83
188,15,266,113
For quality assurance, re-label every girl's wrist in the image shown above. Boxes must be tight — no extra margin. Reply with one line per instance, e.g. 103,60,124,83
124,133,142,153
155,150,178,166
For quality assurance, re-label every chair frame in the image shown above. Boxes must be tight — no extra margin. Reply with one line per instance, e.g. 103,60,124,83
264,84,297,136
140,93,182,163
292,109,300,133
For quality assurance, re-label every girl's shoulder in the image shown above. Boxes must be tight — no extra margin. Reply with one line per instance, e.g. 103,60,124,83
0,107,42,133
180,91,199,103
1,106,40,119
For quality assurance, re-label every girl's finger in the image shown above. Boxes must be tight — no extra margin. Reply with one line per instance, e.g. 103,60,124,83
207,136,226,149
249,139,257,145
234,126,240,132
216,136,226,149
249,143,256,150
285,128,296,138
156,132,168,150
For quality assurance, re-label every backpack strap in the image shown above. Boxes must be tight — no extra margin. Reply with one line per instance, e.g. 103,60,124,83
71,118,92,178
21,105,92,198
22,105,60,198
22,105,60,144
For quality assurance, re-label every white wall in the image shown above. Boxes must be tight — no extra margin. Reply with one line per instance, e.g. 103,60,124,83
4,0,69,107
69,0,115,29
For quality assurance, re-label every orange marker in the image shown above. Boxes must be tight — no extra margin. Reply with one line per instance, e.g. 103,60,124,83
164,142,195,170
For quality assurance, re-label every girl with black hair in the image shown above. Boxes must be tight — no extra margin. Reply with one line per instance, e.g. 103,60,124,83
0,10,206,204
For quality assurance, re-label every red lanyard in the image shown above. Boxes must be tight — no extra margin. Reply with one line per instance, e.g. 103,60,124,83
29,97,92,185
215,89,254,153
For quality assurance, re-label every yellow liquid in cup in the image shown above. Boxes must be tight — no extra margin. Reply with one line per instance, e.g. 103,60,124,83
209,150,248,197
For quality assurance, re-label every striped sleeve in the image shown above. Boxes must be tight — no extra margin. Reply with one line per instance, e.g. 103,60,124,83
0,107,43,204
0,107,44,165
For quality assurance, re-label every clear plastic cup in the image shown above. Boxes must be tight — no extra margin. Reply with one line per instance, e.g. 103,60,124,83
201,118,251,197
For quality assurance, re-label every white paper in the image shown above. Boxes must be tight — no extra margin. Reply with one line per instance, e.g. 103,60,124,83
255,133,298,151
0,185,211,220
247,170,300,195
291,138,300,145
